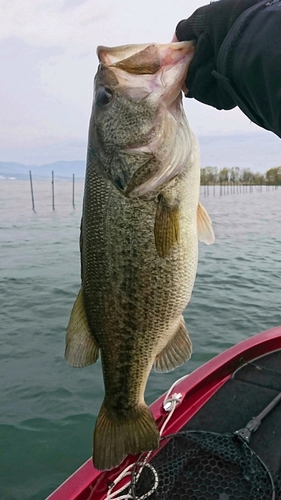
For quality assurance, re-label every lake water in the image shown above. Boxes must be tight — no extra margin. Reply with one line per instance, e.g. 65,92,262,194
1,180,280,499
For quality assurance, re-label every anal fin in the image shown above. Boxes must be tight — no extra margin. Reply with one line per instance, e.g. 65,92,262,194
154,194,180,259
65,287,99,367
154,316,192,373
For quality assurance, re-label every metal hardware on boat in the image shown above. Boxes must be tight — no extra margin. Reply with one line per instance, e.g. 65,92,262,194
234,425,253,442
235,390,281,444
235,416,262,442
163,393,182,412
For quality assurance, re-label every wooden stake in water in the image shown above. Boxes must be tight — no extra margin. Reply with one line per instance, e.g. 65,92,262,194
29,170,35,212
52,171,55,210
72,173,75,209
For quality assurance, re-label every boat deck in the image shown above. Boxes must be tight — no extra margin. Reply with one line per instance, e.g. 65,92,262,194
131,349,281,499
182,349,281,476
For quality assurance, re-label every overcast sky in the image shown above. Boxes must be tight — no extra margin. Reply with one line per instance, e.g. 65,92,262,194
0,0,280,165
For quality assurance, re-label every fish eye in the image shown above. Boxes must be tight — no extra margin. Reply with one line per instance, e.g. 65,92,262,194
96,87,113,106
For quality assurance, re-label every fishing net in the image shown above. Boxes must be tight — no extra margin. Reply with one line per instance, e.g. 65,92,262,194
130,431,275,500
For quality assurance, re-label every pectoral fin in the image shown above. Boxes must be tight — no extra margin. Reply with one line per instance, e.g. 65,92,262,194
197,202,215,245
65,288,99,367
154,194,180,259
154,316,192,373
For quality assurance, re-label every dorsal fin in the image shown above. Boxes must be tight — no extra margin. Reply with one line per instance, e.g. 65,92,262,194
197,202,215,245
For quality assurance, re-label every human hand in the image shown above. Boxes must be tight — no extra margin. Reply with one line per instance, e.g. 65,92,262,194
174,0,259,109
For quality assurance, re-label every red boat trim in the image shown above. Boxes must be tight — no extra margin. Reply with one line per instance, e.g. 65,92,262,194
46,325,281,500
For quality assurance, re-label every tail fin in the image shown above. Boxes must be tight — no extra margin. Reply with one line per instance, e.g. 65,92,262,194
93,402,160,470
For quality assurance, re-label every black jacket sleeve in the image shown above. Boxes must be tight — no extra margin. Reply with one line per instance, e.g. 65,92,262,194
215,0,281,138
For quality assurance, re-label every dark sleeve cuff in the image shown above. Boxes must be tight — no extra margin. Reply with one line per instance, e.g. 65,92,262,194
215,0,281,138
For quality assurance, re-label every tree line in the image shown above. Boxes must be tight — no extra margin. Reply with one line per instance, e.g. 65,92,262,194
200,166,281,185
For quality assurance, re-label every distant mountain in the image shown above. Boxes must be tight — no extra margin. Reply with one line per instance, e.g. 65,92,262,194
1,132,280,179
0,160,85,180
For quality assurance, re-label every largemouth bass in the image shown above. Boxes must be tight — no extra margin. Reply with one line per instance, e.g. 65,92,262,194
65,41,215,471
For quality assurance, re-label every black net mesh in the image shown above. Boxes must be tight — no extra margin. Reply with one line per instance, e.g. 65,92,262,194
131,432,275,500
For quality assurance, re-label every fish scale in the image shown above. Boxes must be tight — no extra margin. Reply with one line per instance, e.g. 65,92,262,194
84,157,198,457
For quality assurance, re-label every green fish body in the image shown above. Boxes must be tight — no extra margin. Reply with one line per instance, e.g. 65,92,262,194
65,42,214,471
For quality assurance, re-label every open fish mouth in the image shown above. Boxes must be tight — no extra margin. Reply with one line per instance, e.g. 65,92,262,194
97,41,195,108
94,42,195,198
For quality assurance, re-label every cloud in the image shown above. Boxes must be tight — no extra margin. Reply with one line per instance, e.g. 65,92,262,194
62,0,88,10
1,0,276,164
0,0,108,50
0,37,89,150
0,0,203,50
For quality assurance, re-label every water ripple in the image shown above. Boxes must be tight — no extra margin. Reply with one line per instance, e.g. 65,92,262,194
0,182,281,499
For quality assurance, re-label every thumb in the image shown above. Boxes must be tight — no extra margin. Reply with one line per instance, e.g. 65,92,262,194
171,33,179,42
170,34,191,94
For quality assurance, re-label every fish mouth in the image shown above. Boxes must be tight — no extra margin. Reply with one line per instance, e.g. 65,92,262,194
97,41,194,73
97,41,195,108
